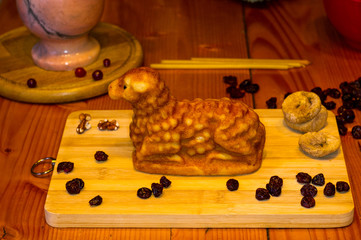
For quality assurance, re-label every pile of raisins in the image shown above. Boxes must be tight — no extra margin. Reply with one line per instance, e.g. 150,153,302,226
309,77,361,138
137,176,172,199
255,175,283,200
223,76,259,99
296,172,350,208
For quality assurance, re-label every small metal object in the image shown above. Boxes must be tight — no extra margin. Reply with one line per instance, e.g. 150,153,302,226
31,157,56,177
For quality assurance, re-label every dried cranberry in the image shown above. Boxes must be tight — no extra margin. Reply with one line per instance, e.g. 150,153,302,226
300,184,317,197
269,176,283,187
336,115,346,126
338,124,348,136
266,97,277,109
343,101,354,109
226,179,239,191
336,181,350,193
312,173,325,186
27,78,37,88
92,70,103,81
296,172,312,184
329,88,341,98
229,87,245,99
337,106,347,115
66,178,84,194
266,183,281,197
103,58,111,67
342,93,353,103
245,83,259,94
223,75,238,86
160,176,171,188
75,67,86,77
323,101,336,110
301,196,315,208
239,79,251,89
255,188,270,200
57,161,74,173
340,109,355,123
351,125,361,139
324,182,336,197
137,187,152,199
94,151,108,161
151,183,163,197
89,195,103,206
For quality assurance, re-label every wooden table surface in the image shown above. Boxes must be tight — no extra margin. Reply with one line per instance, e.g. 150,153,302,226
1,0,361,239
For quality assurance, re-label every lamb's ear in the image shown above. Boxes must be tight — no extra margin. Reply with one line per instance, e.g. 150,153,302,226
132,81,149,93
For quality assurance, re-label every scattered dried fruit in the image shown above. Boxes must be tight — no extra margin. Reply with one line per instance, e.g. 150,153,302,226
27,78,37,88
94,151,108,162
255,188,270,201
324,182,336,197
351,125,361,139
151,183,163,197
57,161,74,173
312,173,325,186
160,176,172,188
66,178,84,194
296,172,312,184
89,195,103,206
226,179,239,191
336,181,350,193
301,196,315,208
137,187,152,199
300,184,317,197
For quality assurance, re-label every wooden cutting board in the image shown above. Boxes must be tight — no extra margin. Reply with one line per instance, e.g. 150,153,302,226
44,109,354,228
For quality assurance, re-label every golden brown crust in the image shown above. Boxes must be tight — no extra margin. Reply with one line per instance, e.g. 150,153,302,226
108,67,266,176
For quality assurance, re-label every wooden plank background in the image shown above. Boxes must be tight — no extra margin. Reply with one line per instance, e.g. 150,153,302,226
1,0,361,239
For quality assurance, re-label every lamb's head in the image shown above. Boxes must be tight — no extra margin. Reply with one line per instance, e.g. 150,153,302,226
108,67,162,104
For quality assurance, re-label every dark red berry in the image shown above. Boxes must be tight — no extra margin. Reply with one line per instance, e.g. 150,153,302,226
296,172,312,184
312,173,325,186
255,188,270,200
75,67,86,77
94,151,108,161
103,58,111,67
323,101,336,110
301,196,315,208
336,181,350,193
223,76,238,86
226,179,239,191
92,70,103,81
245,83,259,94
338,124,348,136
324,182,335,197
57,161,74,173
151,183,163,197
300,184,317,197
27,78,37,88
266,97,277,109
160,176,171,188
89,195,103,206
239,79,251,89
66,178,84,194
137,187,152,199
351,125,361,139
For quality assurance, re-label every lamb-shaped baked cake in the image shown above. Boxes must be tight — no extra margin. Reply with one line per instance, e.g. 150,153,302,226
108,67,265,175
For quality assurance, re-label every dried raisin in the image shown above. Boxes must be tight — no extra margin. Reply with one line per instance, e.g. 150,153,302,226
324,182,336,197
137,187,152,199
160,176,172,188
66,178,84,194
255,188,270,201
89,195,103,206
336,181,350,193
300,184,317,197
57,161,74,173
94,151,108,161
351,126,361,139
312,173,325,186
226,179,239,191
151,183,163,197
296,172,312,184
301,196,315,208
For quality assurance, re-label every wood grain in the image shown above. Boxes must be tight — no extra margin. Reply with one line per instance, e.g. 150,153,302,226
44,109,353,228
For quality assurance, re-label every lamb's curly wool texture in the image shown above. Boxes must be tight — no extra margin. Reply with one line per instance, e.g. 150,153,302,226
108,67,265,175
